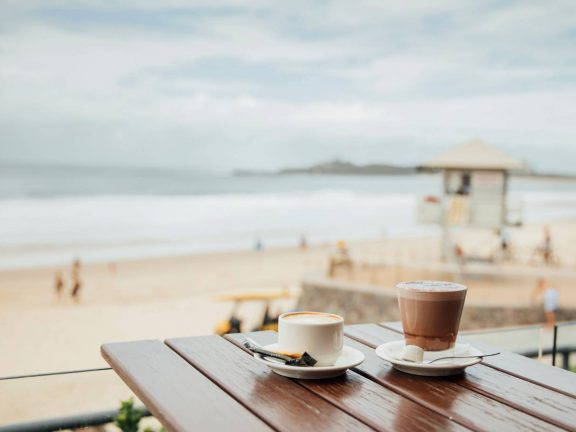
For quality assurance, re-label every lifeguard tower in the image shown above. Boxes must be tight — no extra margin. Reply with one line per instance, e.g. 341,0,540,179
418,139,527,260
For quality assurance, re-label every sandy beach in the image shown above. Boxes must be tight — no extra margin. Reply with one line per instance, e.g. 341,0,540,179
2,219,576,424
1,244,326,424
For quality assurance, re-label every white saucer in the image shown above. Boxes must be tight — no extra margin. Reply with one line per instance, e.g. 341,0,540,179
375,341,483,376
254,344,365,379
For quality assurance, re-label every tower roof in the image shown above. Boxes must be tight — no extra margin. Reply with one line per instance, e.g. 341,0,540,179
421,139,526,171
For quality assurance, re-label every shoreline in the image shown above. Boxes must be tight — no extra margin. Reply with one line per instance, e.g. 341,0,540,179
0,230,440,271
3,215,576,272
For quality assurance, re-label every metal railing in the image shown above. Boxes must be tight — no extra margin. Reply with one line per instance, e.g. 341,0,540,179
0,408,150,432
0,367,150,431
461,320,576,371
0,367,111,382
552,321,576,369
518,346,575,370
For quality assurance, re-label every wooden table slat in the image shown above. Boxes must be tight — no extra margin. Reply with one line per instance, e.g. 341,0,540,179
101,340,271,432
225,331,471,432
166,335,372,432
345,324,568,432
460,339,576,399
379,321,576,399
452,364,576,431
379,321,404,333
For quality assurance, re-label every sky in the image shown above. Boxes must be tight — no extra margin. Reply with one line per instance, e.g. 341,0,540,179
1,0,576,173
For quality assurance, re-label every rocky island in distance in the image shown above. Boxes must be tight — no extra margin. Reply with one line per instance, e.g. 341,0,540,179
233,159,417,177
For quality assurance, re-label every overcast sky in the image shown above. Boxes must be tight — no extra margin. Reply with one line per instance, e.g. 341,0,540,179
1,0,576,173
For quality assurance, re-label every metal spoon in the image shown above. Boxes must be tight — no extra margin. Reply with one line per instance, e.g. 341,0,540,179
404,352,500,365
243,337,317,367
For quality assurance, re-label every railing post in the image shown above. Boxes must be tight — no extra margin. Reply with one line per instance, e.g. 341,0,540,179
562,351,570,370
552,324,557,367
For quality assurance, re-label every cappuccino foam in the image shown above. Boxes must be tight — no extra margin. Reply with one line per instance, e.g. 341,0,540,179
282,312,341,324
397,281,466,301
398,281,466,292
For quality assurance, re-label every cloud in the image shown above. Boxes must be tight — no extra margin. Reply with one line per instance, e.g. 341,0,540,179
1,1,576,173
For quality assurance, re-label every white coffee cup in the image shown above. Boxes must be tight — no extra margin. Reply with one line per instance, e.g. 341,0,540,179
278,311,344,366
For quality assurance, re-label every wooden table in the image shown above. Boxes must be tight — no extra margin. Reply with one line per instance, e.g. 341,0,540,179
102,323,576,431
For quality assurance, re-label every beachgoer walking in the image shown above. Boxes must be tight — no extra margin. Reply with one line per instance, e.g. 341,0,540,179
254,237,263,252
108,261,117,274
71,258,81,279
532,278,558,328
71,258,82,302
71,278,82,301
542,226,553,265
499,227,511,260
299,234,308,250
54,271,64,299
454,243,465,264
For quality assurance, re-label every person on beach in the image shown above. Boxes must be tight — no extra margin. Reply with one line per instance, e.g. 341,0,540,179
54,271,64,299
541,226,553,265
532,278,558,328
254,237,264,252
299,234,308,250
453,243,466,271
71,258,82,302
108,261,117,275
499,227,511,260
328,240,352,276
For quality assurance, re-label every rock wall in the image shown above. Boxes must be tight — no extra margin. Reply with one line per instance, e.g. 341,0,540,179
297,277,576,329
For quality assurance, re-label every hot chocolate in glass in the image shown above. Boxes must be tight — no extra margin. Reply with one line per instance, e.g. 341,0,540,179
396,281,467,351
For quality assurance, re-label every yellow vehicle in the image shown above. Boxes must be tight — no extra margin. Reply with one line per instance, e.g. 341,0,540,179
214,288,293,335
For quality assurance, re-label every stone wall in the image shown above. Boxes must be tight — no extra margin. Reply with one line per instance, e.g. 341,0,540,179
297,277,576,329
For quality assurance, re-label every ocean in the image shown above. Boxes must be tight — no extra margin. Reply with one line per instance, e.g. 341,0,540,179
1,164,576,269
